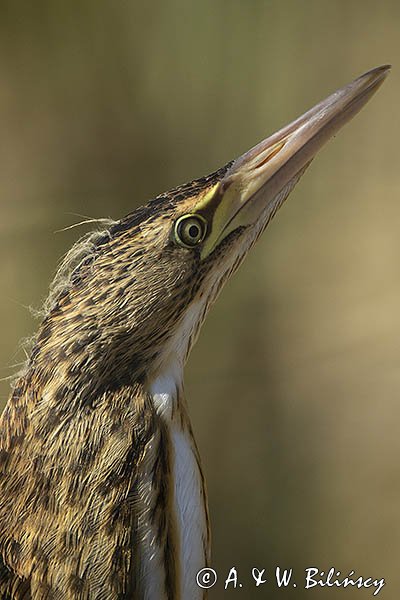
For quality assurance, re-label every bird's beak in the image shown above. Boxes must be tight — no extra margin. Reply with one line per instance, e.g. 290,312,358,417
199,65,390,259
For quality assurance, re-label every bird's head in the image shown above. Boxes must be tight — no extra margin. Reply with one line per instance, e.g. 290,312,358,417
32,66,389,396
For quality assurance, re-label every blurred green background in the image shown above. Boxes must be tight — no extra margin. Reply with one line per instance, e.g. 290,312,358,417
0,1,399,598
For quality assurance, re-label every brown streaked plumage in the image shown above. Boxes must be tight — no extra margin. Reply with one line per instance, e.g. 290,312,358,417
0,66,389,599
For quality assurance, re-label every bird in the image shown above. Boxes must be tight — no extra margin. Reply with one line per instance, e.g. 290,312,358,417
0,65,389,600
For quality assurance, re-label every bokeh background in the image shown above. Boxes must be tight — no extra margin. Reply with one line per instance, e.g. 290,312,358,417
0,1,399,598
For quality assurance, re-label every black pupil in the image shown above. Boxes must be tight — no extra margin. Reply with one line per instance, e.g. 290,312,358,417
188,224,200,239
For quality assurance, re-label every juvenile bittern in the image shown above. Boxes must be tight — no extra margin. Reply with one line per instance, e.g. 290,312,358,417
0,66,389,599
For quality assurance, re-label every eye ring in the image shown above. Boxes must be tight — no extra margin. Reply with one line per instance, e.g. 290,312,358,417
174,214,208,248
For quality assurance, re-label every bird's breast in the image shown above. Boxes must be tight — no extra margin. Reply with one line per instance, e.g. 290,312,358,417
136,366,209,599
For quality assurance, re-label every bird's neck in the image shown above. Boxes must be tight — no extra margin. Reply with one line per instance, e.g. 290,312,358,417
2,292,212,598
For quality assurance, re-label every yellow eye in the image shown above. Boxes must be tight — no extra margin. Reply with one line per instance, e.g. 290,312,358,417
174,215,207,248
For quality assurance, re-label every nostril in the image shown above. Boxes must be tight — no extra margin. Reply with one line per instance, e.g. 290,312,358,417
255,140,287,169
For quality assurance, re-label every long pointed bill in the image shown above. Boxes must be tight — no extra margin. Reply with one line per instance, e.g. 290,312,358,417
199,65,390,259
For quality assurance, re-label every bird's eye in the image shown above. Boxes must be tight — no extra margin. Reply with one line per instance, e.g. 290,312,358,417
174,215,207,248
